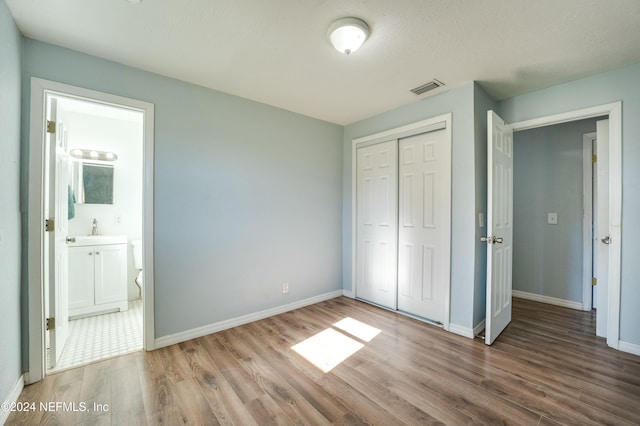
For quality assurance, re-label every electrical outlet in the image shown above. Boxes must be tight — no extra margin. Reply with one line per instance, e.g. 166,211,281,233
282,282,289,294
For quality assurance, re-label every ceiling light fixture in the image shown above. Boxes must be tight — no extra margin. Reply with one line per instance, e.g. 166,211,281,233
327,17,370,55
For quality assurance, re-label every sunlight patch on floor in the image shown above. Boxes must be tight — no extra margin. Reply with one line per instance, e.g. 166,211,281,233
333,317,381,342
291,317,381,373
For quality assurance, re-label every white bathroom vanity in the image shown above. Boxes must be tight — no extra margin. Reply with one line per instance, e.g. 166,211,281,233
67,235,128,318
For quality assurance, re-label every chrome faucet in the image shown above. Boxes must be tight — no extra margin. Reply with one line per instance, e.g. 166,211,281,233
91,218,99,235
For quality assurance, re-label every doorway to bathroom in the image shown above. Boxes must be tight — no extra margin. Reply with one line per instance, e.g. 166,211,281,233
27,78,155,382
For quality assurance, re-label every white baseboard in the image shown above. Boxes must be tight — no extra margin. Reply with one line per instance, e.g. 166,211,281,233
513,290,583,310
342,289,354,299
618,340,640,357
473,319,486,337
1,374,24,425
448,323,475,339
154,290,344,349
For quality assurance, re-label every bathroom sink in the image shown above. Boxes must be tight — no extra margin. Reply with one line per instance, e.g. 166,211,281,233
66,235,128,246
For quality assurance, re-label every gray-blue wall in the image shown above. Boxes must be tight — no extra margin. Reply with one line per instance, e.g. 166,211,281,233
0,0,23,405
499,62,640,345
512,119,598,302
21,39,344,340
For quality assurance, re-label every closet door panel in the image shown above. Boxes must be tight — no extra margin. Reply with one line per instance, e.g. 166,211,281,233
398,130,451,323
356,140,398,309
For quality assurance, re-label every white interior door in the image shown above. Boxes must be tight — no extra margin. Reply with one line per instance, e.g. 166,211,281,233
397,130,451,323
356,140,398,309
47,97,70,367
485,110,513,345
591,136,598,309
595,119,610,338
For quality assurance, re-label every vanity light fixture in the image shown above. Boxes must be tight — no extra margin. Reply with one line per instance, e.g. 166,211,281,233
327,17,370,55
70,148,118,162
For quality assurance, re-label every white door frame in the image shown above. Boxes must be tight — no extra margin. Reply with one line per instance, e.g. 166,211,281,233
510,102,621,349
351,113,452,331
582,132,596,311
27,78,156,383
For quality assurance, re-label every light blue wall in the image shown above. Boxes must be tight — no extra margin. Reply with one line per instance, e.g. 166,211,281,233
513,119,598,302
343,83,477,329
21,39,344,339
499,62,640,345
0,0,23,404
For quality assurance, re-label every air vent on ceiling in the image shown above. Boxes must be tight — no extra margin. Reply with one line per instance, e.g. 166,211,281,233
410,79,444,95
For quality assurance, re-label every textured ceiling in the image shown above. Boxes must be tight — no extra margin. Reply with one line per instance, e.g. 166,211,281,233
6,0,640,125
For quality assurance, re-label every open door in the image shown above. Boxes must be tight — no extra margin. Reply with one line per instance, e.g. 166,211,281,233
484,111,513,345
46,96,70,367
595,119,610,337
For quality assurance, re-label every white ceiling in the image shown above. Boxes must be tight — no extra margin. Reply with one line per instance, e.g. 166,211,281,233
7,0,640,125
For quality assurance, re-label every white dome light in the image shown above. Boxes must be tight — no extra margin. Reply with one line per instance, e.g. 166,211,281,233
327,17,370,55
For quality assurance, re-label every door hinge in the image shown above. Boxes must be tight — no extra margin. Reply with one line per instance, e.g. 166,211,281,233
46,120,56,134
46,317,55,331
592,154,597,163
592,277,597,286
45,218,55,232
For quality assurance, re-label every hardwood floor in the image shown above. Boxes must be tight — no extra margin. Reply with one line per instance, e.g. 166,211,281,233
7,297,640,425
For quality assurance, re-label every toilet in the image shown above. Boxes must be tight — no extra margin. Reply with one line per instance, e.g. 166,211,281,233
132,239,143,298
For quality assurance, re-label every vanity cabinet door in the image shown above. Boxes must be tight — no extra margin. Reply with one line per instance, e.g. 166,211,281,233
94,244,127,305
68,246,95,309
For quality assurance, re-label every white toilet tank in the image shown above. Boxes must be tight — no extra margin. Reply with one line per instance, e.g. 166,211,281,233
132,239,143,269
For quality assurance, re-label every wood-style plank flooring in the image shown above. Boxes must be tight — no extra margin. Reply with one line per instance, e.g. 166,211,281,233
7,297,640,425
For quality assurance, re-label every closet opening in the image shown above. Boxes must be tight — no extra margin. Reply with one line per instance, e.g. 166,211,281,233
351,114,452,330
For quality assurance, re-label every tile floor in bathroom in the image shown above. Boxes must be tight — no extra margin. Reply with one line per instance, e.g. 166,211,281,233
48,298,143,372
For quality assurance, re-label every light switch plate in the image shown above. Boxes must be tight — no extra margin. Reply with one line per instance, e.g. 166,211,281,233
548,212,558,225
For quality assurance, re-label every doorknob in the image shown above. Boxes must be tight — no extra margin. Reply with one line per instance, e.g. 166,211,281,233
601,235,611,244
481,236,504,244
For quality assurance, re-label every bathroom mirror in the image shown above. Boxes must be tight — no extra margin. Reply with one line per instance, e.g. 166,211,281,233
70,161,114,204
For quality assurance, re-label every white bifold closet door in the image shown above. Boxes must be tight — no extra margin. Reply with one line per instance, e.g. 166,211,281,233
356,128,450,324
356,140,399,309
397,131,451,323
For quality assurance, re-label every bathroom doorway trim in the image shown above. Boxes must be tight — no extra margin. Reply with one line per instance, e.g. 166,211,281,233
26,78,156,383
